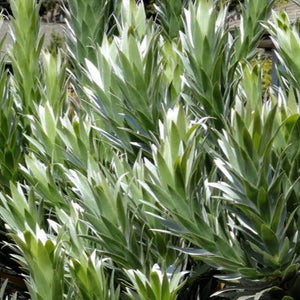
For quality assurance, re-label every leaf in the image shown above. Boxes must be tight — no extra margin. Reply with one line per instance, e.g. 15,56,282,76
242,127,254,159
215,235,242,263
238,268,262,280
258,105,277,156
161,274,170,300
150,270,162,299
171,247,212,257
257,187,269,222
261,224,279,256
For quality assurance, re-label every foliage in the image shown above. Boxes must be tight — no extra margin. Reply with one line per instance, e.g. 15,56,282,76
46,32,65,56
276,0,290,6
250,52,273,91
0,0,299,299
9,0,43,116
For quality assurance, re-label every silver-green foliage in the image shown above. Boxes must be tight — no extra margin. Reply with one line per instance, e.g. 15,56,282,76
0,0,299,299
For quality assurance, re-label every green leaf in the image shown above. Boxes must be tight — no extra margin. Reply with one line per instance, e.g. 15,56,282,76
261,224,279,256
257,187,269,222
150,270,161,299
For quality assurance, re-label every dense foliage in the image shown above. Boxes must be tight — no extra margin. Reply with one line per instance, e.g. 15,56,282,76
0,0,299,299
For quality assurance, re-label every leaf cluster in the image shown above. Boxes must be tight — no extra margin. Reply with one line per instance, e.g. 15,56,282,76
0,0,299,299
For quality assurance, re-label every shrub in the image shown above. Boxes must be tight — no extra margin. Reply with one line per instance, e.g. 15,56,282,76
0,0,300,299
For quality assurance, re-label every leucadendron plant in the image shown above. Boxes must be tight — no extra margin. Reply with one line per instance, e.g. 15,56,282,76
0,0,300,299
0,40,21,192
9,0,43,115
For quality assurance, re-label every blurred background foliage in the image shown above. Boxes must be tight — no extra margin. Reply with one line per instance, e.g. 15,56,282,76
251,51,273,92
